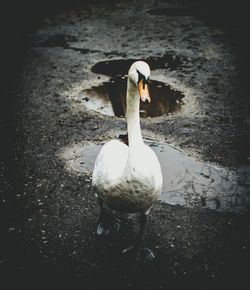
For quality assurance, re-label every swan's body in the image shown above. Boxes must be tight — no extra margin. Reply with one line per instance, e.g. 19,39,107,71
92,61,162,256
93,139,162,213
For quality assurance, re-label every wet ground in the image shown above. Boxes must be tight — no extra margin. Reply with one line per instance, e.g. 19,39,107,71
60,138,250,212
1,0,250,289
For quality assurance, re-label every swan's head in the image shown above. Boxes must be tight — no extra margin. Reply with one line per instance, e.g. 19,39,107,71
128,61,151,103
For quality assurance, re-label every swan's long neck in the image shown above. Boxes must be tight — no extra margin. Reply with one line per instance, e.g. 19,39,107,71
126,78,144,150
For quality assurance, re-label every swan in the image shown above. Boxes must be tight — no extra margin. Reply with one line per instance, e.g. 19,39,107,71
92,61,163,257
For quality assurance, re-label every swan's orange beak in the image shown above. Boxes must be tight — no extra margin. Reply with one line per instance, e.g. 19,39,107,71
138,80,151,103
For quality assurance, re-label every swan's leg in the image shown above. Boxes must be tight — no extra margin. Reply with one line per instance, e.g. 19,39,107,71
122,212,155,261
138,211,147,240
122,212,147,252
96,199,121,236
137,212,155,260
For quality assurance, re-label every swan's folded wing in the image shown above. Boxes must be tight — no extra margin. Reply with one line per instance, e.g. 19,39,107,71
92,140,128,190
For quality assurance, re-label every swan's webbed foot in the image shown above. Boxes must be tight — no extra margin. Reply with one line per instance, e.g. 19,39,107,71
122,244,155,262
137,247,155,261
96,210,121,236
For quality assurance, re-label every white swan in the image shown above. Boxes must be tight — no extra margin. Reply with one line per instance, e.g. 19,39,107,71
92,61,163,256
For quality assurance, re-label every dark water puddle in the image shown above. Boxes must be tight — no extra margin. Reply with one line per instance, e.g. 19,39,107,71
84,57,185,117
63,140,250,213
91,55,186,76
34,34,92,54
34,34,128,57
83,77,184,117
34,34,76,48
147,7,198,16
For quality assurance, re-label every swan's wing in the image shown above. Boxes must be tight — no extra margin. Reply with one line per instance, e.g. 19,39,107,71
133,144,163,194
92,140,128,190
145,145,163,193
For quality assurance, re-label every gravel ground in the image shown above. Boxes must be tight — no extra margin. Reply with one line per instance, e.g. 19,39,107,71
1,0,250,289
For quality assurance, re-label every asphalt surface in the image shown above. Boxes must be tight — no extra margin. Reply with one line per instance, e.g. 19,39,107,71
1,0,250,289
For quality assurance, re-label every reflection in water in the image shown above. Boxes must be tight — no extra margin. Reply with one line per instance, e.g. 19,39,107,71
147,7,196,16
91,55,186,76
60,140,250,213
83,78,184,118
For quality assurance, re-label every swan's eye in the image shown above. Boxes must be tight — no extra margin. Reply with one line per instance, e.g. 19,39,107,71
137,69,149,88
